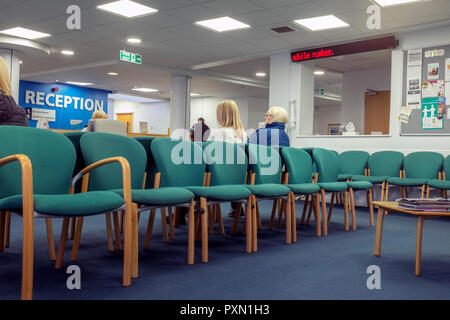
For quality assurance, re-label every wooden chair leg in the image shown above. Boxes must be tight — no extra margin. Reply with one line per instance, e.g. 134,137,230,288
168,207,175,240
256,202,262,230
313,193,321,236
231,202,242,235
268,199,278,230
405,187,408,198
217,204,225,235
70,217,84,262
252,196,257,252
349,188,356,231
245,197,253,253
4,211,11,248
143,209,156,250
187,200,195,265
426,185,430,198
300,195,309,225
320,189,328,236
343,190,349,231
105,213,114,252
368,189,374,227
385,183,390,202
291,193,297,243
277,199,285,229
327,193,335,222
69,217,76,240
45,218,56,261
161,208,169,243
306,196,314,225
122,203,133,287
0,211,5,252
55,218,71,269
132,204,139,279
200,198,208,263
208,205,214,235
380,182,385,202
113,211,123,251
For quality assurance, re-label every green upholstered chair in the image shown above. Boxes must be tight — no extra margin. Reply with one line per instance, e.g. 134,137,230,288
281,147,321,241
386,151,443,200
352,151,404,201
313,148,373,234
247,144,292,249
151,138,253,258
203,141,253,252
337,151,369,181
0,126,130,300
80,133,196,274
427,155,450,198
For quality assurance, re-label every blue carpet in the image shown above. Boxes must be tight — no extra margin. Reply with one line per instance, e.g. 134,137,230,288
2,201,450,300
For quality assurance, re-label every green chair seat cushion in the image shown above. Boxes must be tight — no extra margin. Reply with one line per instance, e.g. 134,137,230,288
427,179,450,190
352,175,389,183
0,192,124,216
337,173,352,181
318,182,348,192
286,183,320,195
245,184,291,197
185,185,251,201
387,177,429,186
111,187,194,206
346,181,373,190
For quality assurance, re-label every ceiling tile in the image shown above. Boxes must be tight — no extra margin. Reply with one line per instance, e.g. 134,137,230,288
248,0,311,10
201,0,265,15
268,1,332,20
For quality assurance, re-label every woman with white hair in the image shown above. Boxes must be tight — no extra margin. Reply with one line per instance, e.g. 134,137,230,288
0,56,28,127
249,106,289,147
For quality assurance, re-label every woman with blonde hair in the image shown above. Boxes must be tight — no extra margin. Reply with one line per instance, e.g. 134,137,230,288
0,56,28,126
249,106,290,147
208,99,246,143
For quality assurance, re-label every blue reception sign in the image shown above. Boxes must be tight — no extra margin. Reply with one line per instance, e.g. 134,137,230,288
19,80,109,130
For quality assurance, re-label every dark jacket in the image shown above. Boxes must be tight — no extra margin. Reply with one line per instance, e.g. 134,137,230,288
190,121,210,142
0,93,29,127
248,122,290,147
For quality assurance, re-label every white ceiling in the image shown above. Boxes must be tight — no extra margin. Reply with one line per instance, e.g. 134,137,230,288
1,0,449,99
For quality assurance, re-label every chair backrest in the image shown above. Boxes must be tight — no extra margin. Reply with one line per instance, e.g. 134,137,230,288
88,119,127,136
312,148,340,183
339,151,369,175
0,126,75,198
368,151,404,177
248,144,283,185
404,151,443,179
444,155,450,181
63,132,86,192
281,147,313,184
204,141,248,186
134,137,157,189
80,132,146,191
151,138,206,187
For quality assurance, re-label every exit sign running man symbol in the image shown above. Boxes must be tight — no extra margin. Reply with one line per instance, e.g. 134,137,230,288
120,50,142,64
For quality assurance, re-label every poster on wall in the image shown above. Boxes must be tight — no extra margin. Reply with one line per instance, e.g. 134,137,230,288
422,97,444,129
422,80,445,98
427,63,440,80
406,49,422,109
19,81,109,130
446,58,450,81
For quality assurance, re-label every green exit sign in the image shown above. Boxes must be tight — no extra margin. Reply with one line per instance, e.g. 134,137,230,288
120,50,142,64
314,88,325,95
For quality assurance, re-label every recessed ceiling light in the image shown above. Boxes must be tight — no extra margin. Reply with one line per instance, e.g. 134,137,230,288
314,70,325,75
61,50,74,55
19,61,23,64
108,72,119,76
97,0,158,18
255,72,266,77
127,37,141,44
294,15,349,31
66,81,94,86
195,16,250,32
191,93,201,97
372,0,423,6
0,27,51,40
132,87,158,93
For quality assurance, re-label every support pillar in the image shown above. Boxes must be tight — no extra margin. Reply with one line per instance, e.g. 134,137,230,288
170,75,191,136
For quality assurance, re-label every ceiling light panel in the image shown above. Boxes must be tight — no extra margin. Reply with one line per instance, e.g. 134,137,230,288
195,16,250,32
132,88,158,92
373,0,423,7
97,0,158,18
294,15,349,31
0,27,51,40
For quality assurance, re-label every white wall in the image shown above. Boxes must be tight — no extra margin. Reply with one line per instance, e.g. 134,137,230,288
340,66,391,134
110,99,171,134
314,104,341,135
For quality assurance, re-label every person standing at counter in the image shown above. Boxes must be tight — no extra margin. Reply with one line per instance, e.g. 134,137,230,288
249,106,289,147
0,57,28,127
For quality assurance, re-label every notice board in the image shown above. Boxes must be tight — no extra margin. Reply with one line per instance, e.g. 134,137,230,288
401,44,450,135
